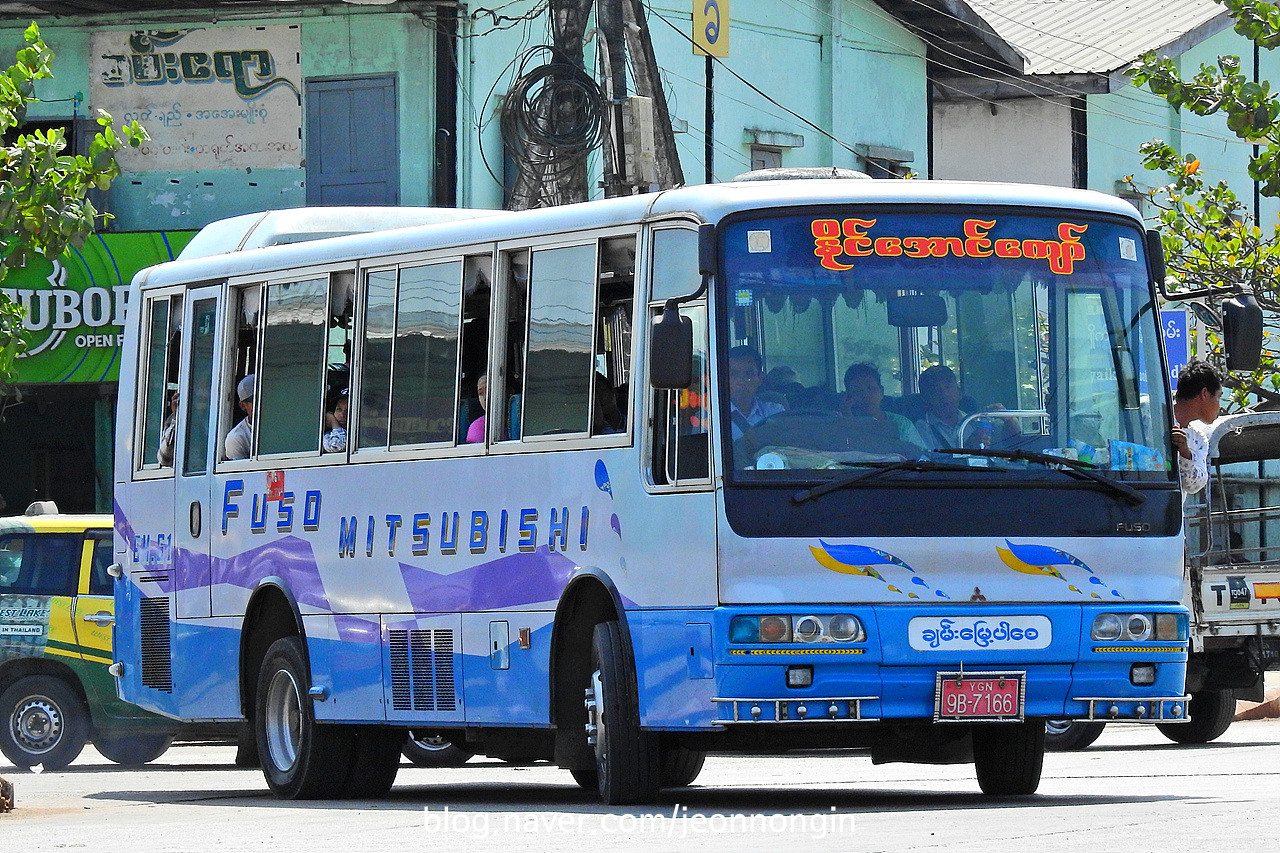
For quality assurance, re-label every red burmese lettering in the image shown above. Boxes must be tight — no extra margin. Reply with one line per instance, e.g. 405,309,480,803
963,219,995,257
994,239,1022,258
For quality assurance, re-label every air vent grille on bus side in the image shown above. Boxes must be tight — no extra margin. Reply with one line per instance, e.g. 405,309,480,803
388,628,456,712
139,596,173,693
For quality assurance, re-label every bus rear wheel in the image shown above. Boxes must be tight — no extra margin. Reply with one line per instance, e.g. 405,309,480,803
94,732,174,766
973,720,1045,796
1044,719,1106,751
1157,689,1236,744
402,733,473,767
255,636,356,799
585,621,659,805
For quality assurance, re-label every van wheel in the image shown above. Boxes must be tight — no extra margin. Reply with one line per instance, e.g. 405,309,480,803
0,675,89,770
1044,719,1106,751
255,636,355,799
94,733,174,766
973,720,1045,795
1157,689,1236,744
584,621,659,804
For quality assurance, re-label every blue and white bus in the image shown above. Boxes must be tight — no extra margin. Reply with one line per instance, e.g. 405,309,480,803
114,176,1195,802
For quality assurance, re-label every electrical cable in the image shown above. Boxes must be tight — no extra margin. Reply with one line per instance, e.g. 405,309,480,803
500,44,609,207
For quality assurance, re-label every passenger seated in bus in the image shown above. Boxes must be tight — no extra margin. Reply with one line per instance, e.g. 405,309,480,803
728,346,785,440
841,363,924,450
157,388,179,467
465,373,488,443
761,365,803,407
913,365,1015,450
224,374,255,460
322,388,348,453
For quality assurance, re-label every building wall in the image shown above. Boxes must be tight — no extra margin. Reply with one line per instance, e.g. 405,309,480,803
3,6,438,231
1086,28,1280,227
459,0,930,209
932,96,1074,185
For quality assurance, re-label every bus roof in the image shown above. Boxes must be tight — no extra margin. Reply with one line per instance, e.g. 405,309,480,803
134,179,1144,291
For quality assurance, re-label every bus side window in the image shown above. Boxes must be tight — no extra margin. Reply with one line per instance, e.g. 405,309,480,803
257,277,328,456
390,260,463,446
358,269,396,450
458,256,491,443
593,236,634,436
523,244,597,438
648,227,710,485
138,294,182,472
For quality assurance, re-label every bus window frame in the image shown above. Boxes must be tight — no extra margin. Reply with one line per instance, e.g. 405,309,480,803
642,221,714,493
485,227,639,456
349,246,491,462
132,285,187,481
217,263,353,471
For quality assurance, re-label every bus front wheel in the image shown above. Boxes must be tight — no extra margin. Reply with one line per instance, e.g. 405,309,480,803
585,621,659,805
255,636,355,799
973,720,1045,796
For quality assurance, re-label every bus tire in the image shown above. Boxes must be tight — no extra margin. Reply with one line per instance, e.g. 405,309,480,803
0,675,89,771
973,720,1045,796
1157,689,1235,744
94,732,174,766
1044,719,1106,751
255,636,355,799
402,733,473,767
586,621,659,805
342,726,402,798
660,744,706,788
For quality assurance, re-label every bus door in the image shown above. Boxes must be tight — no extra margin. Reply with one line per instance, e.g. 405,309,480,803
174,288,221,619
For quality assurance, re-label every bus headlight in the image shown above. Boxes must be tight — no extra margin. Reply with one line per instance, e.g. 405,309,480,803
827,614,865,642
729,614,864,643
1092,613,1123,641
1125,614,1152,642
1092,612,1185,642
1154,613,1187,641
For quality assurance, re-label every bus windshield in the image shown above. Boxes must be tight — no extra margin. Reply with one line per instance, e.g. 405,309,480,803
721,209,1172,481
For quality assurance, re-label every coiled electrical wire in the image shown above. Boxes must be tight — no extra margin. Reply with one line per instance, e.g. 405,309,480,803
500,45,608,207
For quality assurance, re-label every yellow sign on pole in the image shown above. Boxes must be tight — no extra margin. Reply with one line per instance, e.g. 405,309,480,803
693,0,729,56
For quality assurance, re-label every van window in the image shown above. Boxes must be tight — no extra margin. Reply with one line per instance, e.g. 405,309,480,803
0,533,81,596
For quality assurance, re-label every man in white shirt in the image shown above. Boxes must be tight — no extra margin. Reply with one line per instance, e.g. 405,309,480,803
224,374,256,461
728,346,784,441
1171,360,1222,495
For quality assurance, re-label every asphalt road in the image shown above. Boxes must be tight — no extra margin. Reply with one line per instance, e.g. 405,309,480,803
2,719,1279,852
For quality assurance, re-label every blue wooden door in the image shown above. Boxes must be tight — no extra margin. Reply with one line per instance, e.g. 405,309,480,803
305,76,399,206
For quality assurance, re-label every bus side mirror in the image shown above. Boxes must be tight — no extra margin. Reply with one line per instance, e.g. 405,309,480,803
1222,292,1263,372
1146,229,1166,294
650,305,693,389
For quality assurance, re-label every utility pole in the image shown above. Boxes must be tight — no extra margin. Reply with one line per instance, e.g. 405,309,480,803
505,0,684,208
599,0,629,197
622,0,685,190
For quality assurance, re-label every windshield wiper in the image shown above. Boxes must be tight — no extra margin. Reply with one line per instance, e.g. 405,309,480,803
934,447,1146,505
791,459,995,505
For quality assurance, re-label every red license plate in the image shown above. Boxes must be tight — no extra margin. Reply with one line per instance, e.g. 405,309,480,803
935,673,1024,721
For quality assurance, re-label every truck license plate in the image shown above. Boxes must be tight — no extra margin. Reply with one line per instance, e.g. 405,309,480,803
934,672,1024,722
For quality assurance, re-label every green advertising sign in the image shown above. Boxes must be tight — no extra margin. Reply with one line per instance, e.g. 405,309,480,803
1,231,195,384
